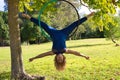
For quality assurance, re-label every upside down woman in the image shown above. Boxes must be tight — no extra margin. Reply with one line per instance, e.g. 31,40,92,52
21,12,94,71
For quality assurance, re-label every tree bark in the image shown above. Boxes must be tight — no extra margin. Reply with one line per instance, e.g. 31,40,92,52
8,0,25,79
110,37,120,47
8,0,45,80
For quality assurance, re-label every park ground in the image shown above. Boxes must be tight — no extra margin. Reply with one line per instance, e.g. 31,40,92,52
0,38,120,80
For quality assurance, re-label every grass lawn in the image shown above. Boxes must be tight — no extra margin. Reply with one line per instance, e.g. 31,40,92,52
0,38,120,80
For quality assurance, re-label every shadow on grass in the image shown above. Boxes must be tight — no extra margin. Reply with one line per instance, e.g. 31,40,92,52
0,71,10,79
68,43,112,48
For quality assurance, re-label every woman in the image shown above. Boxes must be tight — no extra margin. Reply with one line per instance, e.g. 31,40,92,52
21,12,94,71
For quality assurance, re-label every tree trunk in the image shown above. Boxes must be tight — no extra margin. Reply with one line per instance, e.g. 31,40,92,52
111,37,116,44
8,0,45,79
8,0,25,79
110,37,120,47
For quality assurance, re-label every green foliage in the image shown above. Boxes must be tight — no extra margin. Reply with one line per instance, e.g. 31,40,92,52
18,0,120,38
5,0,120,42
81,19,104,38
39,0,82,39
47,1,78,29
20,20,41,43
71,25,86,40
82,0,119,31
117,0,120,8
0,39,120,79
5,0,120,32
104,16,120,43
0,12,9,46
19,0,57,13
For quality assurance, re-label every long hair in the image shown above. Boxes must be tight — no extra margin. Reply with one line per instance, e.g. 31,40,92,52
54,54,66,71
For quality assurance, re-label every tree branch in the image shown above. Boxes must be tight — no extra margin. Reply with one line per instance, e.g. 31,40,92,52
79,0,92,12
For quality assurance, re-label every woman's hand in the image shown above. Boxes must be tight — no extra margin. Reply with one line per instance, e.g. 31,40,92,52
29,58,34,62
85,56,90,60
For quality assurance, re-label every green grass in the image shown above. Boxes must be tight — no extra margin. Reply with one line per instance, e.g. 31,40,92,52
0,38,120,80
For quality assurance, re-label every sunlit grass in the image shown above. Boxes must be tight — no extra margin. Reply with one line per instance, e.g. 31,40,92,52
0,38,120,80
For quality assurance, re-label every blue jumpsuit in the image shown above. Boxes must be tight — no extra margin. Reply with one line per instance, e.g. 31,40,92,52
30,17,87,54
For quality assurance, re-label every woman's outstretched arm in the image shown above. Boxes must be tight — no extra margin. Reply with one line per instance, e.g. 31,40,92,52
29,51,54,62
65,49,90,60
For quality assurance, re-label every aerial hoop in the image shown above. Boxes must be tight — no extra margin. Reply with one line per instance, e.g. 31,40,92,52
60,0,80,37
38,0,80,38
38,0,57,40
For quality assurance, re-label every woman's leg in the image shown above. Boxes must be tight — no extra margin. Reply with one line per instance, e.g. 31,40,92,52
61,17,87,36
30,17,56,34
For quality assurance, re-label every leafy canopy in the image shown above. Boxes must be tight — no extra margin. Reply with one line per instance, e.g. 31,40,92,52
82,0,120,31
18,0,120,31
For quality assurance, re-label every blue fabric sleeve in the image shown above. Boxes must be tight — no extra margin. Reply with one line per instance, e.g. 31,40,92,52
61,17,87,36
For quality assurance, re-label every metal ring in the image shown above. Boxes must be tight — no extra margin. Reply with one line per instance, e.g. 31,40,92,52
59,0,80,37
38,0,80,38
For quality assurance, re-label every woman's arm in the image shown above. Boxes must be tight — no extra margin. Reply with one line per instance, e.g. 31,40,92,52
29,51,54,62
65,49,89,60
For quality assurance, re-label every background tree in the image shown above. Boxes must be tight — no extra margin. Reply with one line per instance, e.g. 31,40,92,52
81,19,104,39
0,12,9,46
4,0,120,79
8,0,120,41
104,16,120,46
82,0,120,30
47,1,80,39
20,20,41,44
8,0,45,79
8,0,28,79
